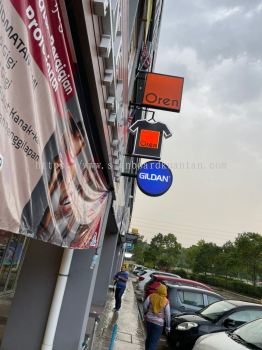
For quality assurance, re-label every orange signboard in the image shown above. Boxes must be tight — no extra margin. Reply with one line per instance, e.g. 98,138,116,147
142,73,184,112
139,130,160,149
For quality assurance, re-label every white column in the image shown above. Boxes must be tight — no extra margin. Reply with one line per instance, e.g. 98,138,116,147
41,248,73,350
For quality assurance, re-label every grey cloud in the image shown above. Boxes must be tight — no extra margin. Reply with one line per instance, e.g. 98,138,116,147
200,0,262,11
160,0,262,63
207,57,262,105
157,44,262,109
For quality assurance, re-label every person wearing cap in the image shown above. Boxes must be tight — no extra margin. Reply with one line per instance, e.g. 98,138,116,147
143,284,171,350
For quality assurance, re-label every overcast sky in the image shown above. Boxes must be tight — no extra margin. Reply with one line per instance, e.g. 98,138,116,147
130,0,262,248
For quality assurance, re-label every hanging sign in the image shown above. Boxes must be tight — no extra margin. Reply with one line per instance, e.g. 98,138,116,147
137,161,173,196
126,242,134,251
129,120,172,159
142,72,184,112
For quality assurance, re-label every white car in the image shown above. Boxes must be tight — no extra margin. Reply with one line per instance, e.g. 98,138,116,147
193,317,262,350
136,270,180,292
136,268,148,276
132,264,144,275
136,269,155,290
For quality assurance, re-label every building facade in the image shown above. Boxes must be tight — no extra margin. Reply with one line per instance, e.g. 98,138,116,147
0,1,164,349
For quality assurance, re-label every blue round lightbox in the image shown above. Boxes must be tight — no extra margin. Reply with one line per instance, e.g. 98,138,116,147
137,161,173,197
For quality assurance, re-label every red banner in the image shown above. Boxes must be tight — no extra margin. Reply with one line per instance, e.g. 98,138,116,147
0,1,108,249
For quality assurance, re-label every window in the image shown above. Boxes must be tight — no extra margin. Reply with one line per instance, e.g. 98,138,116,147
178,290,204,308
229,309,262,323
139,271,147,276
200,301,235,322
207,294,221,305
235,318,262,348
0,232,28,295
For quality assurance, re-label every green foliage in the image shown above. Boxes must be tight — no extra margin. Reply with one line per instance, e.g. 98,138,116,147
234,232,262,286
132,235,148,265
176,248,188,268
184,244,200,268
150,233,182,270
191,273,262,299
132,231,262,291
191,240,221,275
132,233,181,270
214,241,238,277
170,268,189,278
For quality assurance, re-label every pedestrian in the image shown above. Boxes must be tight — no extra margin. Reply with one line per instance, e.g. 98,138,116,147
143,284,171,350
113,265,129,311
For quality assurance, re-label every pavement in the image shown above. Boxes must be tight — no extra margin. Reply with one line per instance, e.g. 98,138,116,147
93,278,145,350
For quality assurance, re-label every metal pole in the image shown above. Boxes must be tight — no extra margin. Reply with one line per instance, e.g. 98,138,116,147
108,323,118,350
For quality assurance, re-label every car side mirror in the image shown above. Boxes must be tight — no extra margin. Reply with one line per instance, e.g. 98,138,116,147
224,318,236,328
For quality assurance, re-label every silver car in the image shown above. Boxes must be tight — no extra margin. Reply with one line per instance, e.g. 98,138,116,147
167,283,224,315
193,317,262,350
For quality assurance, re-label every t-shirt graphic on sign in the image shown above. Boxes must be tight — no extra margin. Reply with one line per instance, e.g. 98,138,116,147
129,120,172,159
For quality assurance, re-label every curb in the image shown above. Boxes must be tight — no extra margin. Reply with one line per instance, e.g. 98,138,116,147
132,281,146,337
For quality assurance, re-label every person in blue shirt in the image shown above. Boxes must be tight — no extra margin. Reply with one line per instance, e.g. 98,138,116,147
113,266,129,311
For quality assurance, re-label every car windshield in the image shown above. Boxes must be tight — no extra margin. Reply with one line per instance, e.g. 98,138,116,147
139,271,148,276
200,301,235,322
233,318,262,349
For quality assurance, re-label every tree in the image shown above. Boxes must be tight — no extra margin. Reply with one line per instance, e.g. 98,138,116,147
176,247,188,269
235,232,262,286
193,240,221,275
149,233,182,270
132,235,148,265
216,241,238,278
184,244,201,270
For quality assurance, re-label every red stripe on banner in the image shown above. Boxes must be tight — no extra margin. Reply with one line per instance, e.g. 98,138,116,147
10,0,75,117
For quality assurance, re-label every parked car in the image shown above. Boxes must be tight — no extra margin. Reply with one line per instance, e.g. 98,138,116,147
167,284,223,316
136,271,144,277
132,264,144,275
151,271,181,278
137,268,155,281
193,317,262,350
136,268,150,276
144,274,213,299
168,299,262,350
137,270,180,292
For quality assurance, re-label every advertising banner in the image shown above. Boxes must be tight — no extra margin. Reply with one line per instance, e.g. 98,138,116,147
129,119,172,159
82,218,102,249
142,72,184,112
137,161,173,196
0,1,109,249
125,242,134,252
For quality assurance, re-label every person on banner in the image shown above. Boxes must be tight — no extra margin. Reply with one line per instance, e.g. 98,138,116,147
37,110,86,245
143,284,171,350
113,266,129,312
